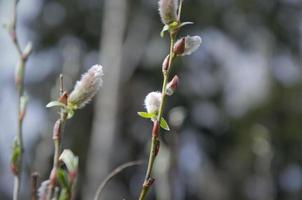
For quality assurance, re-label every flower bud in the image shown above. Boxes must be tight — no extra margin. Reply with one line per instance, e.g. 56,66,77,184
181,35,202,56
162,55,170,73
68,64,104,109
173,37,185,55
158,0,178,25
58,91,68,105
144,91,162,113
165,75,179,96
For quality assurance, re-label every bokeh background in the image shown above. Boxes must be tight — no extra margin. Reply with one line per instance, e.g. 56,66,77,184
1,0,302,199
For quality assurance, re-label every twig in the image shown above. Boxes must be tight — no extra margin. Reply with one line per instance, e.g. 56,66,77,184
94,160,144,200
8,0,32,199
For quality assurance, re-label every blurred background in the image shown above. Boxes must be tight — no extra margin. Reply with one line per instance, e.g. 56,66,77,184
1,0,302,199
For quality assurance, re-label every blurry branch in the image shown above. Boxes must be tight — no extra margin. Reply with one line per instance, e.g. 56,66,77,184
7,0,33,199
94,160,144,200
84,0,127,198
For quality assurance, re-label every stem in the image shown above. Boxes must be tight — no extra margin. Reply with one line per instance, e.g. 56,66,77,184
138,33,176,200
46,77,67,200
46,111,67,200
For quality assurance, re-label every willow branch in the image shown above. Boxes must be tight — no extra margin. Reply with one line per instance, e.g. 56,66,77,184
138,32,176,200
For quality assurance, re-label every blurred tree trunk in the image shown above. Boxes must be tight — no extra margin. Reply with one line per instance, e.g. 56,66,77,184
82,0,128,199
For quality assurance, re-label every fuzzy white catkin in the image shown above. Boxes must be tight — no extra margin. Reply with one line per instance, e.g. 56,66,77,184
158,0,178,25
38,180,50,200
144,91,162,113
68,64,104,109
182,35,202,56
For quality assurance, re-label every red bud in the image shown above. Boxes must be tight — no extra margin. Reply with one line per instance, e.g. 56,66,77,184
173,38,185,55
58,91,68,105
162,55,170,73
166,75,179,95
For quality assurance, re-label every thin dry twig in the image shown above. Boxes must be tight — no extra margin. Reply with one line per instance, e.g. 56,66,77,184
94,160,144,200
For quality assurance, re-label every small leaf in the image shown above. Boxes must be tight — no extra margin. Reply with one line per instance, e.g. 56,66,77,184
67,109,74,119
168,21,179,30
10,138,21,166
137,112,156,119
160,25,169,38
160,117,170,131
58,188,69,200
46,101,66,108
56,169,69,189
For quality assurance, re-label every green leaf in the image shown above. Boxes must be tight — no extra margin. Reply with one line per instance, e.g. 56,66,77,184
168,21,179,30
67,109,75,119
56,169,69,189
137,112,156,119
46,101,66,108
58,188,69,200
10,138,21,165
160,25,169,38
160,117,170,131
